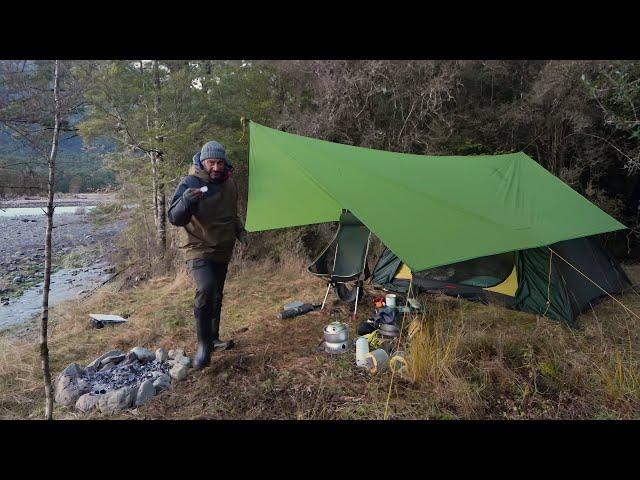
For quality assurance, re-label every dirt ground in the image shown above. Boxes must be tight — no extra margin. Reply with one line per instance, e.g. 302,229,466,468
2,257,639,420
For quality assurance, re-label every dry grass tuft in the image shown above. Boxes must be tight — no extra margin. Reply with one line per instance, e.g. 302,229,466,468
406,313,461,385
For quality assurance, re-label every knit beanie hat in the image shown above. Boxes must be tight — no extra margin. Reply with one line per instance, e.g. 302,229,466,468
200,141,231,167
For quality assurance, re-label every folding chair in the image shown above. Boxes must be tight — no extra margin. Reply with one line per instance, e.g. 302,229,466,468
308,210,372,319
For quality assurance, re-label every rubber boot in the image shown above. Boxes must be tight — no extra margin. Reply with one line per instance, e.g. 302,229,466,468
211,293,235,351
212,338,235,351
194,311,214,370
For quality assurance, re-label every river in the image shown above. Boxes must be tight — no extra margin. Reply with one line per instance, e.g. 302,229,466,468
0,194,124,334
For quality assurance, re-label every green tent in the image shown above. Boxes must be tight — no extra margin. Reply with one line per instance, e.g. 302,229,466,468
246,121,626,273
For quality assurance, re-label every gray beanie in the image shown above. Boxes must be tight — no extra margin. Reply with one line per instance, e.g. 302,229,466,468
200,141,230,165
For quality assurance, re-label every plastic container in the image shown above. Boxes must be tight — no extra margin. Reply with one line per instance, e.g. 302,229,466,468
385,294,397,308
356,337,369,367
364,349,389,374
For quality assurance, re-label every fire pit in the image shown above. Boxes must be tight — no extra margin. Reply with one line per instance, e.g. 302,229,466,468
54,346,192,415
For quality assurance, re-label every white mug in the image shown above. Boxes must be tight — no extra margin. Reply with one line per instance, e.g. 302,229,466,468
385,294,397,308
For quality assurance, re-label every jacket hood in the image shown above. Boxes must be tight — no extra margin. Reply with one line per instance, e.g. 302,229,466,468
188,164,212,182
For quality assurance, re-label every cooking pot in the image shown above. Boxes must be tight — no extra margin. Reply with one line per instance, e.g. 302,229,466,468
378,323,400,338
323,322,349,343
324,340,349,354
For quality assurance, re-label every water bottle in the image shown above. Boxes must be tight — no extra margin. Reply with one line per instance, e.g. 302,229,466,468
355,337,369,367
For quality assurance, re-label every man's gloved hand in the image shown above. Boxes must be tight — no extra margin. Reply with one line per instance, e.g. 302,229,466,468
183,187,204,204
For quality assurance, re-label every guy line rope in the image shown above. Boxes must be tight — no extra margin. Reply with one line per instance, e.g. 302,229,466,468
382,246,640,419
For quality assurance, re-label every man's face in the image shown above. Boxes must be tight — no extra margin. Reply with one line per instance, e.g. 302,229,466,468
202,158,226,179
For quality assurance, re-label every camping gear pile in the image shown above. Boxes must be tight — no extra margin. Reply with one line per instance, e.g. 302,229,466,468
319,295,421,376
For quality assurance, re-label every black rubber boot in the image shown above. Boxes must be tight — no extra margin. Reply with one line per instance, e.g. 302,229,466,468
212,338,235,351
194,310,214,370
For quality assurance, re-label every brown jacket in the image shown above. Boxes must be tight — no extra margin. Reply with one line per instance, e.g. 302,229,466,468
168,165,246,262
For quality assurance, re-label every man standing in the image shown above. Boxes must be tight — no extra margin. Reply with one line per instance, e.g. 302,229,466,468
168,141,248,369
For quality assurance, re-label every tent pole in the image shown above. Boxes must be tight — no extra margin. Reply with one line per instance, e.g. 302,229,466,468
353,283,360,319
321,282,332,312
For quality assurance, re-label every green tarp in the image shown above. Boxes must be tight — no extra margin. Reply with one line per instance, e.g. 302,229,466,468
246,122,626,272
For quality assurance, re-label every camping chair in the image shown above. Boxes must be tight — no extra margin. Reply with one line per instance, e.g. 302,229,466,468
308,210,372,319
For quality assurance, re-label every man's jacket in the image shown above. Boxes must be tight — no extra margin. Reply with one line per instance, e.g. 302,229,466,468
168,165,246,262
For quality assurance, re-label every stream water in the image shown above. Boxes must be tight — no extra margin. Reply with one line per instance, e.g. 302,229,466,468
0,201,121,334
0,262,113,332
0,206,96,217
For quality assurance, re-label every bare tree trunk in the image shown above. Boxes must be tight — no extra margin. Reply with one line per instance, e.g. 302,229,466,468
150,152,159,229
41,59,61,420
153,60,166,256
156,174,166,253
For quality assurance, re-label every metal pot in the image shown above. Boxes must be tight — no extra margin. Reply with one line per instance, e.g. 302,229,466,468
378,323,400,338
324,340,349,354
323,322,349,343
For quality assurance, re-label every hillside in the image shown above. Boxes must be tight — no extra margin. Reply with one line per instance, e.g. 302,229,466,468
0,126,116,195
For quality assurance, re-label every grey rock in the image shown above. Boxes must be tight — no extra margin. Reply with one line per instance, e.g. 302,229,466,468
130,347,155,363
167,359,177,367
174,355,191,368
99,362,116,373
123,351,138,364
76,393,101,413
169,363,188,381
135,380,155,407
98,386,135,414
155,348,168,362
54,375,86,407
59,363,84,379
152,373,171,392
13,276,23,283
86,349,125,370
168,348,185,360
76,378,91,396
100,354,125,366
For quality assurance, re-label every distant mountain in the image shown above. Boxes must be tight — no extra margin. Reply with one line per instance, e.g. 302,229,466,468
0,125,114,158
0,118,117,192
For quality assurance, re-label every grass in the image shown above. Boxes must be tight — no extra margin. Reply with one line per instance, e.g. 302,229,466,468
1,256,640,420
87,202,124,227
